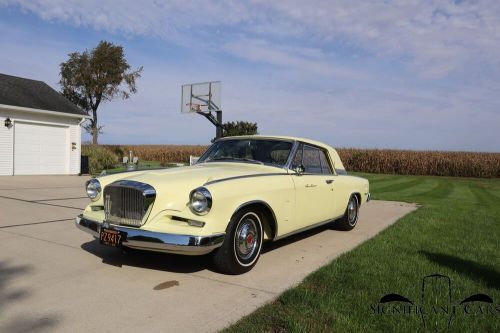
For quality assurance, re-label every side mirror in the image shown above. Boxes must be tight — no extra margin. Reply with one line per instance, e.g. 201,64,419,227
294,164,305,175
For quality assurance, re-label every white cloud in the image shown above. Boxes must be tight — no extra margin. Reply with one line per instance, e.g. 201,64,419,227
221,38,367,80
2,0,500,77
251,0,500,78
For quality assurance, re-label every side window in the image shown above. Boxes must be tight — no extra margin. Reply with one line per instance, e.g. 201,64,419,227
291,143,333,175
302,145,323,174
319,150,333,174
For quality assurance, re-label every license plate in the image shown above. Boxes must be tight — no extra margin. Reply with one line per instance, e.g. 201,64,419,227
100,228,125,247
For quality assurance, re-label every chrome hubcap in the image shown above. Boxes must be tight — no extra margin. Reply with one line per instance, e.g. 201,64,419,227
235,217,258,261
348,197,358,225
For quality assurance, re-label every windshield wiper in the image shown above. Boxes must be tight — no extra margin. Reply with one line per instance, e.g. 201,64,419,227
207,157,264,165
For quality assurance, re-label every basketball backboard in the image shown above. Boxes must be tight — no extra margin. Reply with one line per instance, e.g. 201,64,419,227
181,81,221,114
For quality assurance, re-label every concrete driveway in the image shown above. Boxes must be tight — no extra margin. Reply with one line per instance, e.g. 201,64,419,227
0,176,416,333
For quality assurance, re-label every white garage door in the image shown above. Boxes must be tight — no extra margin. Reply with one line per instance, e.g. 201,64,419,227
14,122,68,175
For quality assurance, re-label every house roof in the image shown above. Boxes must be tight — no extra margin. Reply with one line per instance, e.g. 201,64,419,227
0,73,86,116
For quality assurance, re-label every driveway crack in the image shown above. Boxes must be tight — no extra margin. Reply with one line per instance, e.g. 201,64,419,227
0,218,73,229
190,273,278,295
0,194,84,210
0,228,82,250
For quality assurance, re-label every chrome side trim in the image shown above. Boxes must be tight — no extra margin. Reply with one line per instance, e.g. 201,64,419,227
75,215,225,255
204,173,290,186
273,214,344,241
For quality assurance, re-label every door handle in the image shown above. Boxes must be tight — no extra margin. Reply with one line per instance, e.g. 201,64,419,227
305,184,317,188
326,179,334,184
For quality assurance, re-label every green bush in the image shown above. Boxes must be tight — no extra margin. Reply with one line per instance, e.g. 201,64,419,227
106,145,125,158
82,145,118,174
223,121,258,137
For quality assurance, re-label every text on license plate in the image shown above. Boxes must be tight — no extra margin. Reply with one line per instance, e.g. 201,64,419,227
100,228,124,247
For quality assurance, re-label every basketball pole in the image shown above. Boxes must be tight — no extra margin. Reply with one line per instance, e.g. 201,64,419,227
216,111,223,139
195,110,223,140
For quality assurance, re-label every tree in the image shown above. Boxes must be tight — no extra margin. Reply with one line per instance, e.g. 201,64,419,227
223,121,258,137
60,40,142,144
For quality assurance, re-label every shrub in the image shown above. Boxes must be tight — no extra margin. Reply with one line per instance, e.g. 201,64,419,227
223,121,258,137
82,145,118,174
106,145,209,166
107,145,125,158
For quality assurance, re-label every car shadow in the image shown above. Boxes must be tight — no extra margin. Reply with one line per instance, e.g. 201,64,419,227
82,222,341,273
81,240,214,273
419,251,500,290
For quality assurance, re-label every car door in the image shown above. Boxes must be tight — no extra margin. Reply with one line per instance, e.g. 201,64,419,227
291,143,336,229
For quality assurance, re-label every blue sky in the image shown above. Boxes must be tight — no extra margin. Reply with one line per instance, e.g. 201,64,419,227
0,0,499,151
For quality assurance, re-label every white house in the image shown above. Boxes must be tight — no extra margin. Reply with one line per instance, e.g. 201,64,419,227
0,73,89,175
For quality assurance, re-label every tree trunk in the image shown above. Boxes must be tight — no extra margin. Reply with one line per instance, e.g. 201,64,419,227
92,126,98,144
92,108,98,144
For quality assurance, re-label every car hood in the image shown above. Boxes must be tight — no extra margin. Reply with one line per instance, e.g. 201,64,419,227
103,162,286,210
122,162,285,186
99,162,288,212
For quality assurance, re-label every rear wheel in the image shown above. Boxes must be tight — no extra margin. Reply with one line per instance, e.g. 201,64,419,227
213,208,263,274
335,194,359,231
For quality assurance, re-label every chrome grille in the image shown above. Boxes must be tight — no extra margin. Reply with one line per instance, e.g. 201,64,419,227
104,180,156,227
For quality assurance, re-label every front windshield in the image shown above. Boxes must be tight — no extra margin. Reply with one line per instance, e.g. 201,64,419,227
198,139,293,167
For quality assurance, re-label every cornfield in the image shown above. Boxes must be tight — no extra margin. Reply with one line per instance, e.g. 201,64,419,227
337,148,500,178
88,145,500,178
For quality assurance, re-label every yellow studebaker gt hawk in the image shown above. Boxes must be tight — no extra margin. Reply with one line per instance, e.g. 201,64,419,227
76,136,369,274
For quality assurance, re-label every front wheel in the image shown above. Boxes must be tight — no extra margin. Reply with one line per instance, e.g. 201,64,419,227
212,208,263,274
334,194,359,231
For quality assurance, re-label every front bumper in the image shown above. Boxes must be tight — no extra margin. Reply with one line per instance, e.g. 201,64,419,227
75,214,225,255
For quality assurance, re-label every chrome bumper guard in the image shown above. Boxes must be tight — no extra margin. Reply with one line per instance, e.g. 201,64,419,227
75,214,225,255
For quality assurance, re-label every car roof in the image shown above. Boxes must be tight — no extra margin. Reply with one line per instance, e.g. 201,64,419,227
219,135,332,150
218,135,346,171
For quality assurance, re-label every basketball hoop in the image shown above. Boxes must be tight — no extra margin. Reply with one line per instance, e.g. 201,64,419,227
186,103,206,112
181,81,223,139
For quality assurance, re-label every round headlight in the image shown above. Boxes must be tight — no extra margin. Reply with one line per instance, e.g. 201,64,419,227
86,179,102,200
189,187,212,215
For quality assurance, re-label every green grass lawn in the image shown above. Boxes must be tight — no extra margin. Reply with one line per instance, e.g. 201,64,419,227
223,174,500,332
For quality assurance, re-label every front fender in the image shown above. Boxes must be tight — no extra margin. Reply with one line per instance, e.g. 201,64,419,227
83,172,296,239
145,174,294,236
